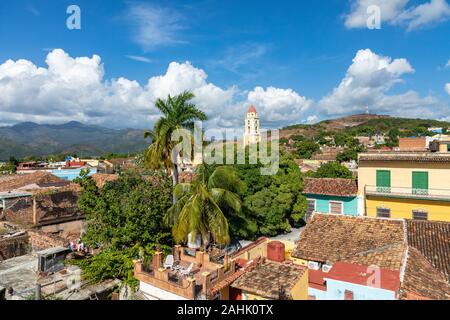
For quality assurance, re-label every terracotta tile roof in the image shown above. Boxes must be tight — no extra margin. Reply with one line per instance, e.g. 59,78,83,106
311,153,338,161
325,262,401,293
359,152,450,162
343,243,406,271
231,260,307,299
303,178,358,197
0,172,66,192
400,248,450,300
406,220,450,281
209,259,261,296
291,214,404,268
91,173,119,188
209,268,247,295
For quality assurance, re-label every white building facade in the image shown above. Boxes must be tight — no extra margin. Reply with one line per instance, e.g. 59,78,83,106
243,106,261,146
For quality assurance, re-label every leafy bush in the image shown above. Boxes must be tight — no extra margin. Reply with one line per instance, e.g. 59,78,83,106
69,170,173,286
313,162,353,179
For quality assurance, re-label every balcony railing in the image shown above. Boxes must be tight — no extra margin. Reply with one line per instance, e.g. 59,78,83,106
365,185,450,201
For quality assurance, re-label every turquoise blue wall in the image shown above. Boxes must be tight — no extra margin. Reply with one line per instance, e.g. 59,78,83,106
51,168,97,181
309,279,397,300
304,194,358,216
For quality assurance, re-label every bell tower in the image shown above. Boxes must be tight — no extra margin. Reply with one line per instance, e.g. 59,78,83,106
243,105,261,146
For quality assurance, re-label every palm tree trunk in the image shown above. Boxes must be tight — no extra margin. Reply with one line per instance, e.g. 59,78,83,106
171,147,179,204
172,163,179,186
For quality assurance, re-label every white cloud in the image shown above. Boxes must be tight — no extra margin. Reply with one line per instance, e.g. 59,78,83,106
345,0,450,31
26,6,41,16
0,49,311,132
247,87,312,126
306,115,319,124
446,83,450,95
1,48,447,133
211,43,268,73
446,59,450,67
395,0,450,30
125,55,153,64
125,4,186,51
0,50,238,128
318,49,449,119
345,0,408,28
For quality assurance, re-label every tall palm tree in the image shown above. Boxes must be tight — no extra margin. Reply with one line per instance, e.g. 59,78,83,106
144,91,207,188
166,164,243,246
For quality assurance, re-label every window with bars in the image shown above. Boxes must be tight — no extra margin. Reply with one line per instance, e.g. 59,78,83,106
412,210,428,221
376,207,391,218
329,201,343,215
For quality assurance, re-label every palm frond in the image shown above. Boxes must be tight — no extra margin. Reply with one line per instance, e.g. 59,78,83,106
211,188,242,213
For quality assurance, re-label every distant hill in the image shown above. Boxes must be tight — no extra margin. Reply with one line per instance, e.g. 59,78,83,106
0,121,149,160
280,114,450,138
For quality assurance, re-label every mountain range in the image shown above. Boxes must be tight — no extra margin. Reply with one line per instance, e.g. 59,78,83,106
0,121,149,160
1,115,449,160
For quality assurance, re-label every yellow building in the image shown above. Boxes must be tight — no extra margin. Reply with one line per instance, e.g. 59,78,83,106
358,152,450,222
230,260,309,300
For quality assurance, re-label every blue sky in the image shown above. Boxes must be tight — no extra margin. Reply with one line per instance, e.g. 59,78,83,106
0,0,449,130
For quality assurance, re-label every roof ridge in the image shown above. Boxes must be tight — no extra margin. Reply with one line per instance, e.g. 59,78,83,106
348,243,404,259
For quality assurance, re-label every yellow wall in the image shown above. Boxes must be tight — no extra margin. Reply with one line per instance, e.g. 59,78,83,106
241,270,308,300
232,239,268,261
358,160,450,221
358,160,450,192
439,144,449,153
291,258,308,267
242,292,268,300
290,270,309,300
366,196,450,221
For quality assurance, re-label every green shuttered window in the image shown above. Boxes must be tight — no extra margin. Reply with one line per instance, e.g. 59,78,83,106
412,171,428,195
376,170,391,193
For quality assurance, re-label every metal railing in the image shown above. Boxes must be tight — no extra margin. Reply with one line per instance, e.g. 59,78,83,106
365,185,450,200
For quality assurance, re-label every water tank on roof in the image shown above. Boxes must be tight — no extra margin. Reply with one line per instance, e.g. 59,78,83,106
267,241,285,263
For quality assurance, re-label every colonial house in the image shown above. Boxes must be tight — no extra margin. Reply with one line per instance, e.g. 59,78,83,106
230,260,308,300
133,238,310,300
303,178,359,218
291,214,450,300
358,152,450,222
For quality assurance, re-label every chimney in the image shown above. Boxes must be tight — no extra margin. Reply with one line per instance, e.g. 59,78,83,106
153,247,163,269
267,241,285,263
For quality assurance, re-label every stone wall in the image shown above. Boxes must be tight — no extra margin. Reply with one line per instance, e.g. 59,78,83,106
2,190,82,226
0,233,30,261
35,190,82,224
28,229,65,251
1,197,34,225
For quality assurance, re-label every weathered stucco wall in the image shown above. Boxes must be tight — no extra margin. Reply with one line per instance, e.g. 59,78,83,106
0,233,30,261
2,190,82,226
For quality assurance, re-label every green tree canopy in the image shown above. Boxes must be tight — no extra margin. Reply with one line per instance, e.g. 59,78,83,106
313,161,353,179
167,164,244,246
295,139,320,159
144,91,207,187
228,153,306,238
70,170,173,285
